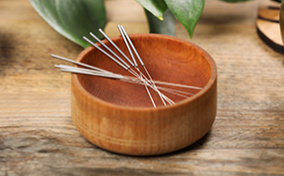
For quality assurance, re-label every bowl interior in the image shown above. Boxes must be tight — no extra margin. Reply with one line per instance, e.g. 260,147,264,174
76,34,214,108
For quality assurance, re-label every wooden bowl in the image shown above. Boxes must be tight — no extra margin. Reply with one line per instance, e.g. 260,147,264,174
71,34,217,156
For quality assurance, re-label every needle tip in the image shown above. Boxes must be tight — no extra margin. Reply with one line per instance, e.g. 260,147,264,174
83,36,89,42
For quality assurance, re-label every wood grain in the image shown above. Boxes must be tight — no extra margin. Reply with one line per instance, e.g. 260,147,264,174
256,0,284,54
281,0,284,44
0,0,284,175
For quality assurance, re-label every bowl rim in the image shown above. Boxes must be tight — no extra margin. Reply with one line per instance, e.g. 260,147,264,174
72,33,217,112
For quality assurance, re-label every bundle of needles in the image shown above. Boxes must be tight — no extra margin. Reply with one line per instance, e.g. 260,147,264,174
52,25,202,108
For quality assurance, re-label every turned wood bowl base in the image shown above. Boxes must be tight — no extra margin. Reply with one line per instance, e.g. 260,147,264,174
71,34,217,156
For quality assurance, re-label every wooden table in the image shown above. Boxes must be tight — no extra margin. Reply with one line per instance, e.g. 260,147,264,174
1,0,284,175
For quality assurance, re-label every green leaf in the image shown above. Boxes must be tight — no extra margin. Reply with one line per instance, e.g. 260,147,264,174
164,0,205,38
136,0,168,20
29,0,107,48
219,0,252,2
145,9,175,36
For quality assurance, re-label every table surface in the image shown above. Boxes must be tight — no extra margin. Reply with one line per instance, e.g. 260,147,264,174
1,0,284,175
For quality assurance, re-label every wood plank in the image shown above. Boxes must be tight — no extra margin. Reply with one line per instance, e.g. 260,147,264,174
0,0,284,175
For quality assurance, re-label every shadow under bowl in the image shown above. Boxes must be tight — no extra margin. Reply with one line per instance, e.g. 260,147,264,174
71,34,217,156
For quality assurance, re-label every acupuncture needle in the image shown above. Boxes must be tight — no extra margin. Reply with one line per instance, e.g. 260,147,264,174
52,26,203,106
83,35,157,107
118,25,173,106
118,26,202,92
97,27,198,91
90,30,160,107
88,32,141,82
98,28,135,67
89,32,131,70
58,67,123,79
84,36,147,84
116,26,163,106
83,37,129,71
98,28,156,102
118,25,172,105
52,54,201,91
51,54,114,74
55,64,121,78
56,63,191,98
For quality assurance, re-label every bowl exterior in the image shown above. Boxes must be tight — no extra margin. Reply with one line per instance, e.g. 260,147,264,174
71,75,217,156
